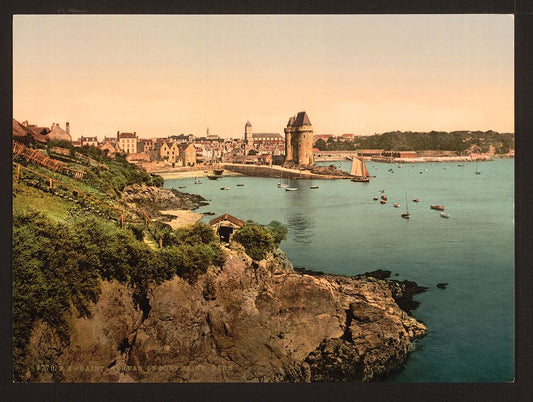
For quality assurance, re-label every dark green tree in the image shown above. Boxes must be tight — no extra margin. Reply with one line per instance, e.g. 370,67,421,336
233,223,275,261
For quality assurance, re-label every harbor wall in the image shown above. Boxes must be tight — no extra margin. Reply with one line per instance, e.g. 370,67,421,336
223,164,345,180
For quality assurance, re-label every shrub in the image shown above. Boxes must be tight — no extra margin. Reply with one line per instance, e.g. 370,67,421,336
266,220,288,246
233,223,275,261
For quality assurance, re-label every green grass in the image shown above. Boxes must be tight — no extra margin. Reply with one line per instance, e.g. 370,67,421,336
13,178,73,221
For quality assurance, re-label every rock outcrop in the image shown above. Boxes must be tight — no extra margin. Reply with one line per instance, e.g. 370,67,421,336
21,246,426,382
120,184,208,219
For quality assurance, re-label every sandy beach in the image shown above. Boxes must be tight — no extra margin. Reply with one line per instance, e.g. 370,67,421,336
159,209,203,229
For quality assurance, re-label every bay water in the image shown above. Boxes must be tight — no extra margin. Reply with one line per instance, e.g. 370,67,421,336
164,159,514,382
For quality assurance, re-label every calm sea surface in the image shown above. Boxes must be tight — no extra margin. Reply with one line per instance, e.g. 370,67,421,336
164,159,514,382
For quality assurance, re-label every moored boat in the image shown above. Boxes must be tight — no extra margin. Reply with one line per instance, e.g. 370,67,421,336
381,195,388,201
236,184,244,186
310,185,319,189
430,204,445,211
286,187,298,191
440,212,450,218
380,200,387,204
412,198,419,202
393,203,400,208
207,175,219,180
373,196,379,201
401,194,410,218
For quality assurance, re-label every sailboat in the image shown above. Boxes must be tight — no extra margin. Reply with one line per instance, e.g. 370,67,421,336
350,157,370,182
401,194,411,219
277,175,289,188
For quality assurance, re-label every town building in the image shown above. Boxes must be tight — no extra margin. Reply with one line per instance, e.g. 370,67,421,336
48,122,72,143
178,143,197,166
340,133,355,142
99,140,118,157
13,119,49,144
382,151,418,158
284,111,314,166
357,149,384,157
117,131,138,154
80,136,98,147
313,134,334,144
160,141,197,166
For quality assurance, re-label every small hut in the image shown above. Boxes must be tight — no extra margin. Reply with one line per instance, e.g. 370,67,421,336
209,213,245,243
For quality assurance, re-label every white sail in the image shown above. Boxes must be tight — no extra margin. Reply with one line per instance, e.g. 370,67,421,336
351,157,368,177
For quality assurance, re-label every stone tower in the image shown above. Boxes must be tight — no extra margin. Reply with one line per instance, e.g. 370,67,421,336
244,120,252,144
284,116,295,162
285,111,314,166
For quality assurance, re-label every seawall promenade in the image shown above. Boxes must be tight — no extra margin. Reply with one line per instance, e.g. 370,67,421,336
223,163,348,180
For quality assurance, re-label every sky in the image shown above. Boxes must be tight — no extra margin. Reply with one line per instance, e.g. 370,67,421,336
13,14,514,139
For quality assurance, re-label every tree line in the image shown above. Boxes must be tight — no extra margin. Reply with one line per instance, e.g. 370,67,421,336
314,130,514,154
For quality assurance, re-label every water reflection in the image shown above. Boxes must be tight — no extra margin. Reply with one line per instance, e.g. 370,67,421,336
286,214,315,246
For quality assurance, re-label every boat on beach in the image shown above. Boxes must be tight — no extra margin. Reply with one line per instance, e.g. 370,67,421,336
350,157,370,182
207,175,219,180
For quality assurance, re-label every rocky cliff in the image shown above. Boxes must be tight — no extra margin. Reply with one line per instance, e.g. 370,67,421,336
120,183,208,220
21,246,426,382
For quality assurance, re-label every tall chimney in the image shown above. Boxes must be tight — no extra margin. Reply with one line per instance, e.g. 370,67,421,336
66,122,70,135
